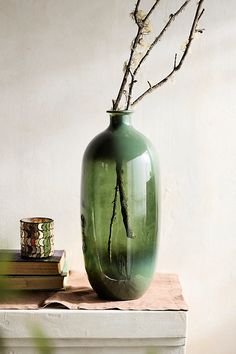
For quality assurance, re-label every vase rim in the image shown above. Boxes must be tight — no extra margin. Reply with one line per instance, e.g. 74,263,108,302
107,110,133,115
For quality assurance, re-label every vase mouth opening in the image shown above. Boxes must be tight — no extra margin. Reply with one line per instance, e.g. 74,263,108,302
107,110,133,116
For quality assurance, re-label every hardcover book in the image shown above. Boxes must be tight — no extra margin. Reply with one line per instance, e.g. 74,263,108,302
0,249,66,275
0,273,67,290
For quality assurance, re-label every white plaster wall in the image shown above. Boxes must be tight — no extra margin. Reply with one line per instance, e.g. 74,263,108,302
0,0,235,353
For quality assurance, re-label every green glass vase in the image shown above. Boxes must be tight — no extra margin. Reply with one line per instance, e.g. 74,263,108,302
81,110,159,300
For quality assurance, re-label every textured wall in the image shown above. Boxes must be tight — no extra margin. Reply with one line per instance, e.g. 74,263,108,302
0,1,235,353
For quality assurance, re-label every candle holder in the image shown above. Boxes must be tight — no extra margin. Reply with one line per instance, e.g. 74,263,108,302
20,217,54,258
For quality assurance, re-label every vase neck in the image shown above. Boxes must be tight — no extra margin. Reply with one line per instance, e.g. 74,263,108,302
107,111,133,129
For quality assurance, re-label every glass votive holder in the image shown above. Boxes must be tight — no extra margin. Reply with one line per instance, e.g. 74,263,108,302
20,217,54,258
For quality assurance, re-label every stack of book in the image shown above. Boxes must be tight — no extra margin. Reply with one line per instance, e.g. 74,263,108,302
0,249,67,290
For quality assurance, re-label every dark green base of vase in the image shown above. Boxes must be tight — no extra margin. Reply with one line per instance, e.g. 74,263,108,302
87,273,152,301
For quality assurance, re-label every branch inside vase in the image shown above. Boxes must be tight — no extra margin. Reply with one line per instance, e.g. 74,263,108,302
108,177,119,261
116,161,135,239
108,160,135,260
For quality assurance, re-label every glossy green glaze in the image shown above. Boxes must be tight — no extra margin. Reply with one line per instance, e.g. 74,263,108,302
81,111,159,300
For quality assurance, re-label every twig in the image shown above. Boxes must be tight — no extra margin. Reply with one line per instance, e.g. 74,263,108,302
135,0,191,75
197,7,205,21
108,180,119,261
131,0,205,107
107,161,135,260
174,53,178,69
126,0,192,109
113,31,142,110
143,0,161,22
116,161,135,239
112,1,142,110
134,0,142,25
126,69,137,110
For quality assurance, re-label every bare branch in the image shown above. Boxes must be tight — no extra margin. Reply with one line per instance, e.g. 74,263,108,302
107,160,135,260
126,0,192,109
143,0,161,22
126,69,136,109
108,181,119,261
197,7,205,21
116,161,135,239
131,0,205,107
112,0,161,110
112,0,142,110
175,0,204,70
134,0,142,25
174,53,178,69
128,68,134,79
134,0,191,77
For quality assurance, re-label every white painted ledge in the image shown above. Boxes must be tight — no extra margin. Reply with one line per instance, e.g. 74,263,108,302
0,309,187,354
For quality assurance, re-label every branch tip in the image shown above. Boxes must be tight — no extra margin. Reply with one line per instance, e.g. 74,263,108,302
174,53,178,68
198,8,205,21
